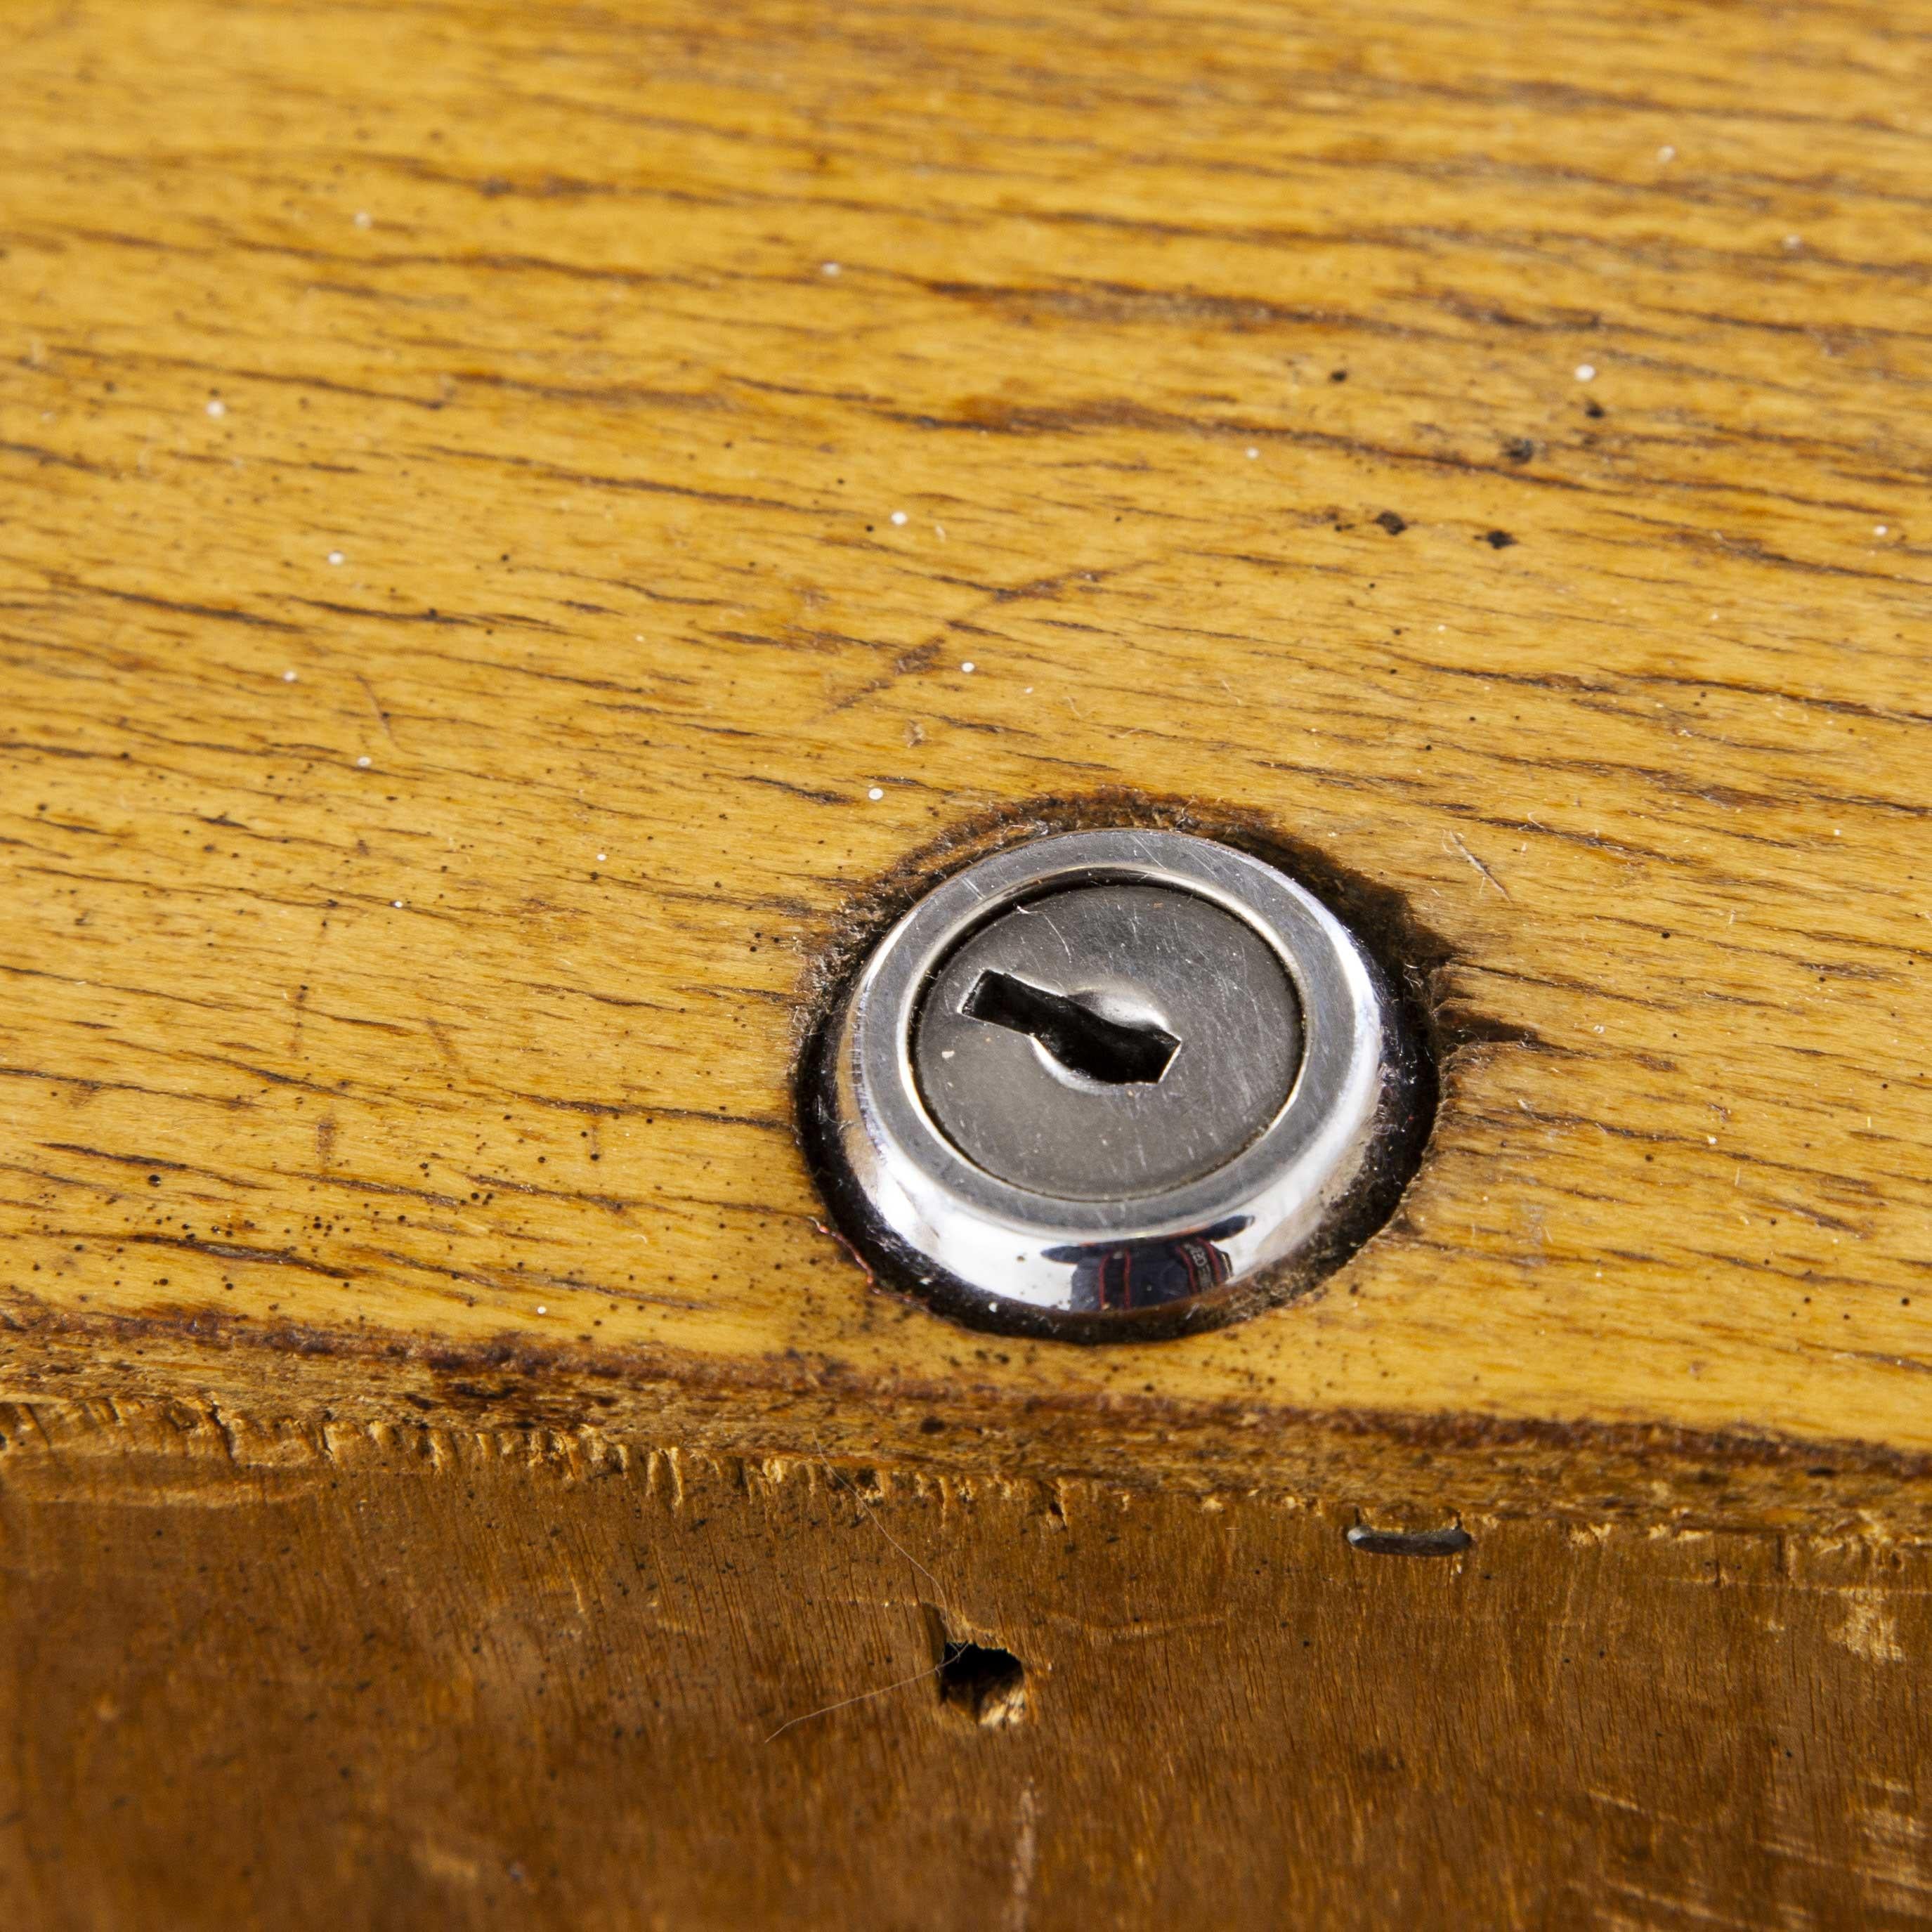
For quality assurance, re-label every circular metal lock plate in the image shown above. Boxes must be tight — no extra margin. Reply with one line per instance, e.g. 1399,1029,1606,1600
915,885,1303,1201
804,828,1428,1340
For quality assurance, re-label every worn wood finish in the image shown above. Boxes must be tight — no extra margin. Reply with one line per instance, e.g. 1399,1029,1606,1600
2,9,1930,1505
4,4,1932,1923
1,1401,1928,1931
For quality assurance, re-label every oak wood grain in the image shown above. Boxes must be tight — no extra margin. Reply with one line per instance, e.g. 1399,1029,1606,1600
0,0,1928,1530
4,1402,1930,1931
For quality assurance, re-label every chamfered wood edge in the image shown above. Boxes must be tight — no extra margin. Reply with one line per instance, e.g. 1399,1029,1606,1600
5,1318,1931,1539
7,1392,1921,1555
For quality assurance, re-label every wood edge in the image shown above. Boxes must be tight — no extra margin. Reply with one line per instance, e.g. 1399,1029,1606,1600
6,1296,1930,1538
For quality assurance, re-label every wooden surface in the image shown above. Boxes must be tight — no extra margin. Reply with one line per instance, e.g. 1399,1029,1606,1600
4,1400,1930,1931
4,4,1932,1924
2,0,1929,1526
5,14,1932,1487
4,0,1932,1522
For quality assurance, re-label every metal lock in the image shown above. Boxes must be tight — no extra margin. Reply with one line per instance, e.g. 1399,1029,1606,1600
804,829,1425,1340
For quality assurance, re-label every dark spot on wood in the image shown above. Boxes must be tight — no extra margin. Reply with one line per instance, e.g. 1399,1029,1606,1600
1347,1523,1473,1557
924,1608,1027,1725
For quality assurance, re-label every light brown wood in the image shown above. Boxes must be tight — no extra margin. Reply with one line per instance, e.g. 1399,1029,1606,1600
4,3,1932,1921
15,0,1932,1522
2,0,1928,1525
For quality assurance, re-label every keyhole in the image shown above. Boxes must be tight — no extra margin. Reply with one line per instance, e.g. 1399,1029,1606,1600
962,970,1180,1086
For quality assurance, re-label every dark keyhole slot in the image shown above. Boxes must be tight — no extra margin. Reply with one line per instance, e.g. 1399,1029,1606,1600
962,969,1180,1086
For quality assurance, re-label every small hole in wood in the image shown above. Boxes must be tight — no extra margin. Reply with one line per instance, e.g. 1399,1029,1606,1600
939,1641,1027,1726
925,1612,1029,1728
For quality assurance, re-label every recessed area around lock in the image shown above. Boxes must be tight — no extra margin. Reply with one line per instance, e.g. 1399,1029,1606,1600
799,813,1445,1342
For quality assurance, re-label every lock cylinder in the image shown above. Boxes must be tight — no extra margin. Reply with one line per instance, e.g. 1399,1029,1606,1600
802,828,1429,1340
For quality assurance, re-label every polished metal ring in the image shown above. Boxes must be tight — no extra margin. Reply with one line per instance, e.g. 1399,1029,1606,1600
802,828,1427,1340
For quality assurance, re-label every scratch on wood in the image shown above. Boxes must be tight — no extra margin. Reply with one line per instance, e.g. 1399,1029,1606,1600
1447,830,1513,899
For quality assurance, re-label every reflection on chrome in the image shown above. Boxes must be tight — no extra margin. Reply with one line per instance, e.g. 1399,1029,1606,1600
1046,1218,1247,1314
